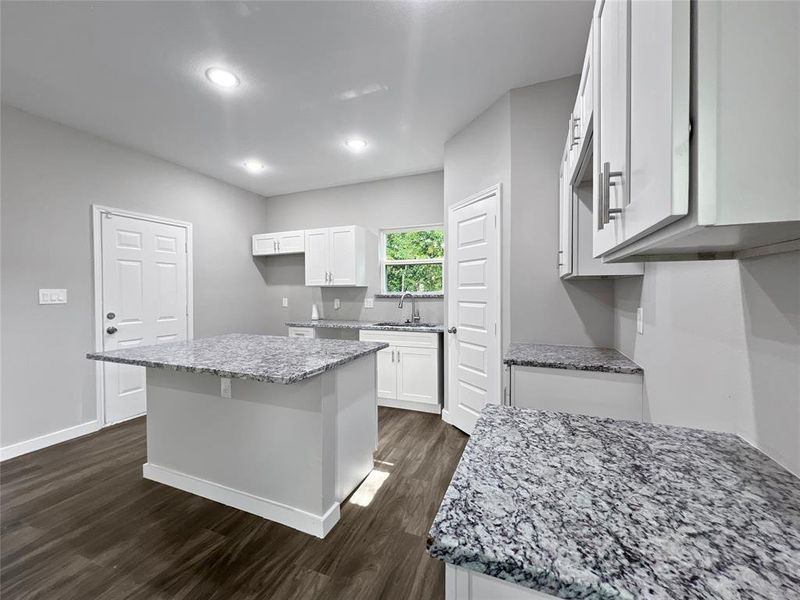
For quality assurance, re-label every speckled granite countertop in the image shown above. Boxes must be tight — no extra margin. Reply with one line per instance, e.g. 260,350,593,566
428,405,800,599
287,319,444,334
87,333,387,384
504,343,642,374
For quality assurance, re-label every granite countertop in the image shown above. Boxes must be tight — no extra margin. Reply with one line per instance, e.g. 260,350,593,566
86,333,388,384
428,405,800,600
504,343,642,374
286,319,445,334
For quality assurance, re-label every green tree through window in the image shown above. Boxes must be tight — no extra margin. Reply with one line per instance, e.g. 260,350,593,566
382,228,444,293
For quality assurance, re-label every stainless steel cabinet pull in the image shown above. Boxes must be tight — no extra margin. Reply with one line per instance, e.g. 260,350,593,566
447,327,457,334
391,350,395,362
571,116,581,146
277,240,280,252
599,161,624,229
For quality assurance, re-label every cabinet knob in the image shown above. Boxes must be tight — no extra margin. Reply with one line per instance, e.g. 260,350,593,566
106,326,118,335
447,327,457,334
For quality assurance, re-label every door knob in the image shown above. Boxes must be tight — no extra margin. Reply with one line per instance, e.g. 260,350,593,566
447,327,457,334
106,326,118,334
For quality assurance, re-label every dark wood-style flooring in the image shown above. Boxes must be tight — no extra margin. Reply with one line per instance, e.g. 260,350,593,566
1,407,468,600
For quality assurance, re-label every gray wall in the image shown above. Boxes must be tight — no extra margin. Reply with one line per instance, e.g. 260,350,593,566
614,253,800,476
443,93,512,412
509,77,615,347
441,77,616,414
260,172,445,334
1,105,271,447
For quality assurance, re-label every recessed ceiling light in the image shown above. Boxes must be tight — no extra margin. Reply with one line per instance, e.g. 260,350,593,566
242,160,267,173
205,67,240,88
344,138,368,152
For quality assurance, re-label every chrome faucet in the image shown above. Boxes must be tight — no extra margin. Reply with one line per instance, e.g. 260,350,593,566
398,292,421,323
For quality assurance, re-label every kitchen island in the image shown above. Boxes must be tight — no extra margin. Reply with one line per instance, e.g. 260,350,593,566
88,333,387,538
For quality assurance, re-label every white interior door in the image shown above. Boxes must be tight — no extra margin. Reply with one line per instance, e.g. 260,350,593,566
100,211,189,424
304,228,330,286
445,186,500,435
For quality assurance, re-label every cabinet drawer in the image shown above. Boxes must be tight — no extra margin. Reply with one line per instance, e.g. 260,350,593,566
287,327,316,338
511,366,643,422
359,330,440,349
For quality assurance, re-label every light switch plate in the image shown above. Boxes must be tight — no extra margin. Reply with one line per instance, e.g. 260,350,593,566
364,297,374,309
334,298,341,310
39,289,67,305
282,297,289,308
636,307,644,335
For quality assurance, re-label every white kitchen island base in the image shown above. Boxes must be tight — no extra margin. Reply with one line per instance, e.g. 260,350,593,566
142,355,377,538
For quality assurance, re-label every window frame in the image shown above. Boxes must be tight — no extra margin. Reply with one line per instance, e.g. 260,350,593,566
380,224,445,294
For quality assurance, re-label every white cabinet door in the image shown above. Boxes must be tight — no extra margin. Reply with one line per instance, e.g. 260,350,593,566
579,24,594,131
330,226,357,285
625,0,690,240
287,327,316,338
397,346,438,405
252,233,278,256
593,0,630,256
276,230,305,254
305,228,330,286
594,0,690,257
558,142,573,278
375,346,398,400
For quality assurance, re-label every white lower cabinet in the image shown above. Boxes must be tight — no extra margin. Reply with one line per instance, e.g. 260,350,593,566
359,330,441,413
511,366,643,422
446,564,553,600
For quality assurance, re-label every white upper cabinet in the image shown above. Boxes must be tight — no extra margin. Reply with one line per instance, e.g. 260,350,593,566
304,225,368,287
252,230,306,256
593,0,799,261
558,14,642,279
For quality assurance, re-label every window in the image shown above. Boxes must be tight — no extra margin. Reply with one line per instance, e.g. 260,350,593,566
381,226,444,293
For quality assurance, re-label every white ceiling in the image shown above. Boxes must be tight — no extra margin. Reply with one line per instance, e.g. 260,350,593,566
1,1,592,197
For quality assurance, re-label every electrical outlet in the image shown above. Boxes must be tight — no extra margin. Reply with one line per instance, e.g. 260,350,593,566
364,297,374,309
282,297,289,308
39,289,67,305
636,307,644,335
334,298,341,310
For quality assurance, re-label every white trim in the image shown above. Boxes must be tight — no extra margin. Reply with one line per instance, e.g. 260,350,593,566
378,397,441,414
0,420,99,461
92,205,194,427
142,463,340,538
380,223,445,294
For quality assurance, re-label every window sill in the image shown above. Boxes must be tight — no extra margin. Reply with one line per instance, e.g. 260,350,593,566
374,292,444,299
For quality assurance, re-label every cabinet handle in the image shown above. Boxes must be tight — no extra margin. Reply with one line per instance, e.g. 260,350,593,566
273,240,277,252
277,240,280,252
447,327,457,334
599,161,624,229
391,350,394,362
570,116,581,147
396,351,400,363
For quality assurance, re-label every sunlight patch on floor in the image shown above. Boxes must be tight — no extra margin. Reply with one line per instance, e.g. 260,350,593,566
348,469,390,507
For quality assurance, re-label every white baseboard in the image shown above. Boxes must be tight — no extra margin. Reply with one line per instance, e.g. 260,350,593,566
143,463,340,538
0,420,100,461
378,397,441,414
